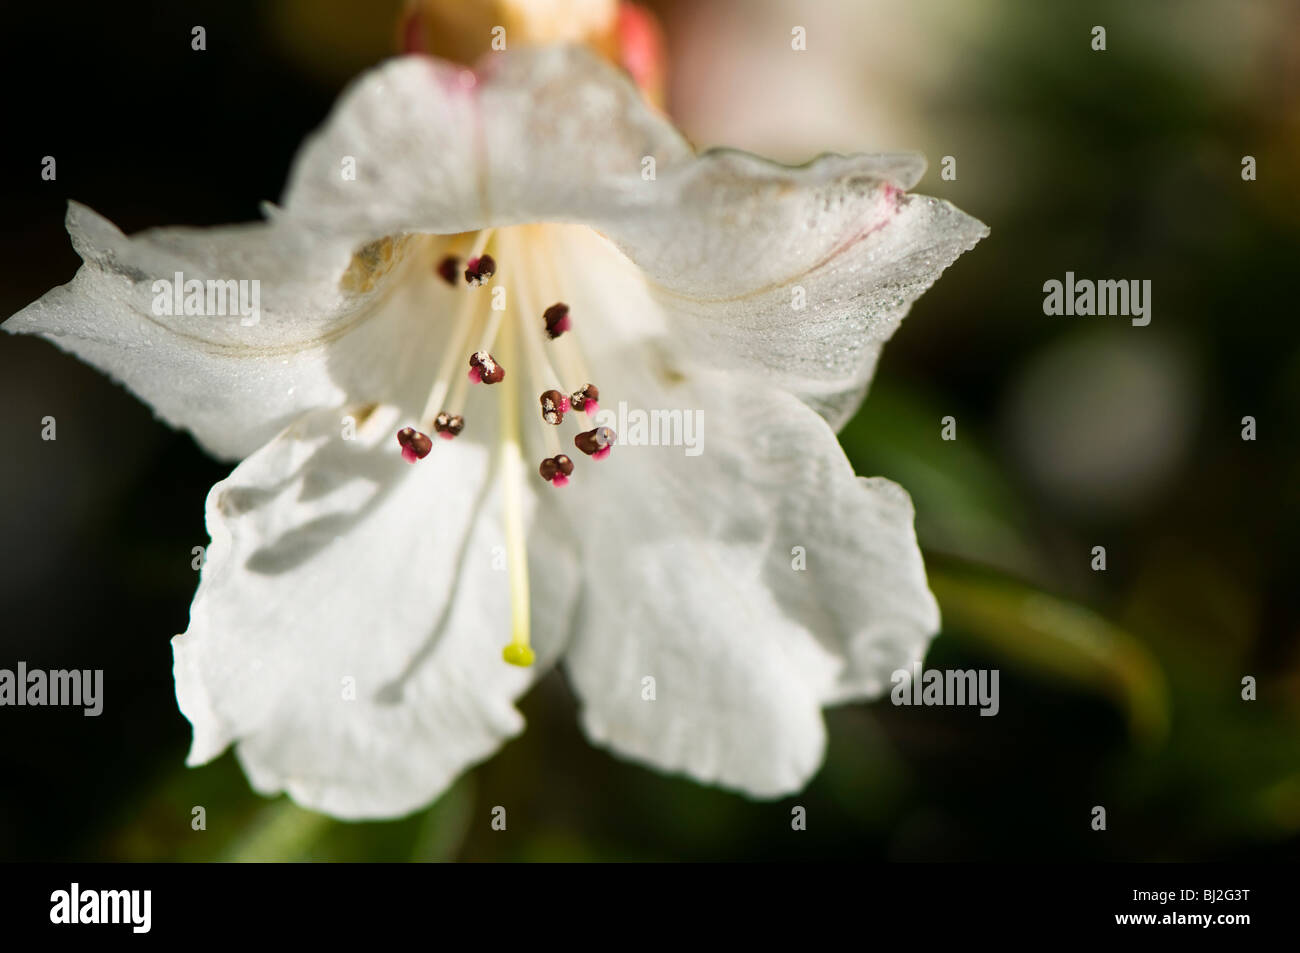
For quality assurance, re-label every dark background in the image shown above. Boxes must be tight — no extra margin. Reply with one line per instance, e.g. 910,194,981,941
1,0,1298,861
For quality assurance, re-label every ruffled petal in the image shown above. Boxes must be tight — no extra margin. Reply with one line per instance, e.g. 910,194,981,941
555,354,939,796
3,204,460,460
617,151,988,427
281,46,691,236
283,48,984,428
9,48,982,459
174,402,579,818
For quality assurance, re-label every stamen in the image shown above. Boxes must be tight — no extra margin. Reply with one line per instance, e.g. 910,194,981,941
540,389,569,425
530,240,599,399
543,302,571,339
396,427,432,463
538,454,574,487
433,412,464,439
469,350,505,384
569,383,600,417
436,255,460,286
417,229,495,436
498,317,535,667
444,307,487,418
511,232,578,472
575,426,616,460
465,270,511,388
464,253,496,285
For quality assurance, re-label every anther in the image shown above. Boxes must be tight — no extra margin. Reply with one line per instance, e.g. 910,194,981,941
575,426,616,460
539,454,574,487
396,427,432,463
569,383,600,416
464,254,496,286
543,302,571,339
433,412,464,439
468,350,505,384
436,255,460,286
540,389,569,425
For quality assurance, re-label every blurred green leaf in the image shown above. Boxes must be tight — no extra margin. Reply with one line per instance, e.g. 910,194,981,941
101,751,476,862
220,799,333,862
842,382,1043,580
929,563,1169,747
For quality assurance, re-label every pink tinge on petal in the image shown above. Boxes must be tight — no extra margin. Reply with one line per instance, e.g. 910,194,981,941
585,401,599,416
556,315,572,334
438,431,456,440
551,474,569,488
401,445,421,463
398,6,426,55
468,366,482,383
560,396,571,413
593,446,611,461
617,2,666,100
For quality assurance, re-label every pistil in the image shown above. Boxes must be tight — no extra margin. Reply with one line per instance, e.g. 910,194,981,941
497,317,534,667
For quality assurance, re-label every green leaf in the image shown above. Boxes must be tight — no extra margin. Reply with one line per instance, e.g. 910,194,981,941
929,562,1169,747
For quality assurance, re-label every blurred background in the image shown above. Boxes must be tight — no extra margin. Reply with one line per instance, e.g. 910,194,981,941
0,0,1297,861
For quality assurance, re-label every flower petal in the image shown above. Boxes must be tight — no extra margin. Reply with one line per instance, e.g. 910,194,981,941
559,364,939,797
615,151,988,428
9,48,982,457
3,204,463,460
282,47,691,237
175,402,579,818
283,48,984,428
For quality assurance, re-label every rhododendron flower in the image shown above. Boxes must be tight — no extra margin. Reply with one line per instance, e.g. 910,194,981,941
4,47,986,818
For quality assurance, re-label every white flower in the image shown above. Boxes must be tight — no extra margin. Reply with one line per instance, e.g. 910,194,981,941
4,47,986,819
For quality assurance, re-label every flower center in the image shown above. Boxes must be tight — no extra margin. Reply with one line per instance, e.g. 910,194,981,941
394,226,618,667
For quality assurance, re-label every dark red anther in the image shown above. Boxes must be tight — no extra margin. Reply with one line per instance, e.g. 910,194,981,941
569,383,599,415
397,427,432,463
543,303,571,340
538,454,575,487
468,350,505,384
464,254,496,286
433,412,464,440
540,389,569,425
575,426,616,460
436,255,460,287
